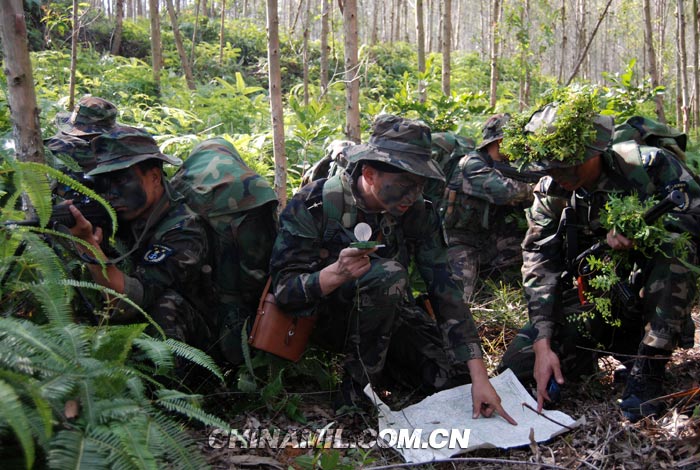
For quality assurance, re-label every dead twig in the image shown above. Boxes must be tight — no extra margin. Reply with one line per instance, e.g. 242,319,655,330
521,402,577,431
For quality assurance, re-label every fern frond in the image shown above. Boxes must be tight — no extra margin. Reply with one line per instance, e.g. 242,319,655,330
92,398,141,424
49,429,111,470
0,369,55,446
92,323,148,364
132,336,175,375
10,160,53,227
163,338,223,381
155,389,229,429
147,411,209,470
0,379,36,469
0,317,70,368
111,416,159,470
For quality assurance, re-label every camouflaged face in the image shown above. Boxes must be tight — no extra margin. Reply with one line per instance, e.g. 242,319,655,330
523,104,614,170
58,96,119,137
476,113,510,150
87,127,182,176
344,114,445,182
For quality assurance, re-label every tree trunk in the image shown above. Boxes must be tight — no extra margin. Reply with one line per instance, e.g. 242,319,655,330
441,0,451,96
416,0,426,103
267,0,287,207
693,0,699,129
68,0,79,110
111,0,125,54
558,0,566,83
0,0,44,164
566,0,613,86
678,0,690,132
488,0,500,107
343,0,360,142
302,0,310,105
219,0,226,65
165,0,196,90
643,0,666,122
190,0,201,66
149,0,162,93
320,0,330,94
370,0,378,44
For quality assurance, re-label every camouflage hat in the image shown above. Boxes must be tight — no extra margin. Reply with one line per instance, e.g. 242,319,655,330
57,96,119,137
522,104,614,170
87,127,182,176
44,133,96,170
476,113,510,150
343,114,445,182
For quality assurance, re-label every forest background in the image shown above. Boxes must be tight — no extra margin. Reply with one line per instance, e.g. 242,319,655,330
0,0,699,469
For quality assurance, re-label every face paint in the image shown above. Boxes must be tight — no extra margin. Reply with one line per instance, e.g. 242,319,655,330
374,172,425,216
547,155,602,192
96,167,148,221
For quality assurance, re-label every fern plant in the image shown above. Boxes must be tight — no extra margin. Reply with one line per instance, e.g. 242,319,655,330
0,155,227,469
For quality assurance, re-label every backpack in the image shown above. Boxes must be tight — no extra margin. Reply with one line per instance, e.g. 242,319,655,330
613,116,687,161
301,140,355,185
425,132,475,202
171,137,278,364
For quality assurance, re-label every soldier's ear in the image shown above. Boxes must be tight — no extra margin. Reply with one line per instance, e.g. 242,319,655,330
361,163,379,186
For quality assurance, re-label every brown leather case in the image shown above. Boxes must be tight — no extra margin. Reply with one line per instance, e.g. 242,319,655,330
248,278,316,362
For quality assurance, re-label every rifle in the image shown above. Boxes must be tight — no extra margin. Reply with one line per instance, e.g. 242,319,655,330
493,161,547,184
5,198,113,239
573,189,685,307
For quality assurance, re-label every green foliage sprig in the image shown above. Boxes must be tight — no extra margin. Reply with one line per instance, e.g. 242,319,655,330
501,86,603,167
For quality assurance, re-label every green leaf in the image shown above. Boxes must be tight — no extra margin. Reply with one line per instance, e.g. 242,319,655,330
0,380,35,469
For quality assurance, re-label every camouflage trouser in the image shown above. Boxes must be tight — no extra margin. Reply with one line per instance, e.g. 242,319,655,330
148,289,213,354
312,258,469,392
448,236,524,302
500,249,698,383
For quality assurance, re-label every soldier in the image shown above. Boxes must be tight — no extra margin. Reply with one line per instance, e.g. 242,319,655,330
67,127,214,353
499,104,700,422
45,95,121,172
269,114,517,423
440,114,534,301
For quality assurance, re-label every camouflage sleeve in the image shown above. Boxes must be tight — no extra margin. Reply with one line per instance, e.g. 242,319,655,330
269,183,325,316
118,210,209,317
461,155,534,205
413,203,483,362
521,178,568,341
234,202,278,308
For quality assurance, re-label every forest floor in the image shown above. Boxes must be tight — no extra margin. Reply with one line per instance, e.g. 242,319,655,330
196,294,700,470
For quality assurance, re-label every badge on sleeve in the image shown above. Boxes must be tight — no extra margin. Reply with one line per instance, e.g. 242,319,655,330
143,244,174,264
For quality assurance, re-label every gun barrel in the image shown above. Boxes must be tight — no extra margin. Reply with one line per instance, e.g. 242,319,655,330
643,189,684,225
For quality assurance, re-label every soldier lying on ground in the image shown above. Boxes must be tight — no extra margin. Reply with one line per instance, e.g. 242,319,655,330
269,114,517,423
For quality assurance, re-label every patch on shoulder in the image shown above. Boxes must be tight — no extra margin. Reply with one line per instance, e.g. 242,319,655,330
143,244,174,264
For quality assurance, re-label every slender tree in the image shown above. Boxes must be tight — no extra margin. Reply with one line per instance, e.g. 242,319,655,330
68,0,79,109
219,0,226,66
112,0,125,55
416,0,426,103
149,0,162,93
677,0,690,131
441,0,451,95
267,0,287,206
643,0,666,122
190,0,201,65
693,0,699,128
0,0,44,164
320,0,330,94
302,0,310,105
343,0,361,143
566,0,613,86
165,0,196,90
488,0,500,106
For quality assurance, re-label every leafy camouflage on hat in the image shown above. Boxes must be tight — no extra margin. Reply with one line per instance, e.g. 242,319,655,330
518,103,614,170
343,114,445,182
58,96,119,137
87,127,182,176
476,113,511,150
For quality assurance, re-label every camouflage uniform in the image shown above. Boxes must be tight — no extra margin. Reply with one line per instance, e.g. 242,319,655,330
172,138,278,364
87,128,216,352
270,115,481,392
499,104,700,420
441,115,533,301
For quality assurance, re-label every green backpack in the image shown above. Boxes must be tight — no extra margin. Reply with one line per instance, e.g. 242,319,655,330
171,137,278,364
613,116,687,161
425,132,476,202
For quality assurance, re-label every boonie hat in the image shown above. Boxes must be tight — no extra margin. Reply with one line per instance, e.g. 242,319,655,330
57,96,119,137
343,114,445,182
87,127,182,176
476,113,510,150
